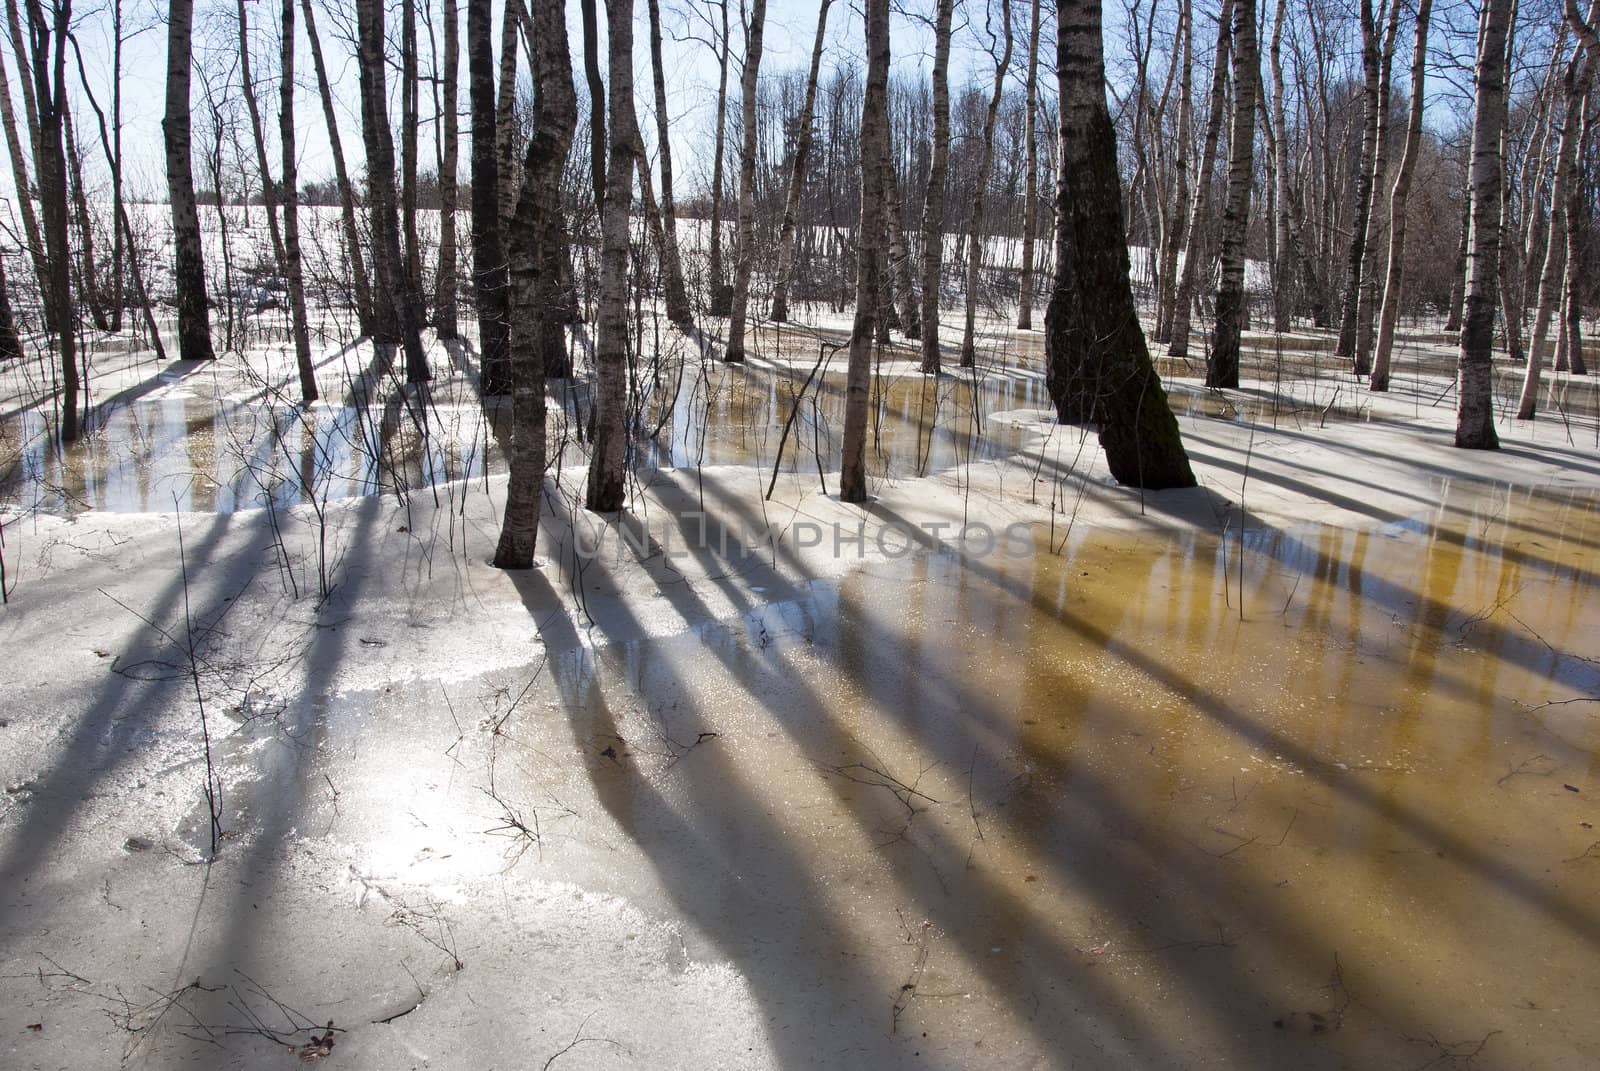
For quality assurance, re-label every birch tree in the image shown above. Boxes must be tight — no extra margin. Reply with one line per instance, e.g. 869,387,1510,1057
1517,0,1598,416
1047,0,1195,488
301,0,376,337
958,0,1013,368
586,0,638,511
1455,0,1515,450
724,0,769,363
1206,0,1257,389
495,0,576,568
468,0,509,393
1017,0,1045,330
1369,0,1433,393
435,0,460,339
646,0,693,324
355,0,430,383
164,0,215,363
25,0,77,435
919,0,955,374
279,0,317,402
1166,0,1232,358
770,0,833,324
1334,0,1385,363
840,0,889,503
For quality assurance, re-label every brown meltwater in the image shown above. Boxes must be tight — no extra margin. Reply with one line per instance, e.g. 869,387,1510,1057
541,481,1600,1067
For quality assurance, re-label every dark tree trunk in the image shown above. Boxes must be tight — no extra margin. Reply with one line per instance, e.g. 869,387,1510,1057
62,106,108,330
707,0,732,314
1018,0,1044,330
840,0,890,503
1167,0,1233,358
301,0,377,337
435,0,461,339
918,0,955,374
355,0,431,383
723,0,768,362
1455,0,1514,450
280,0,318,403
770,0,833,325
645,0,692,325
585,0,636,512
495,0,577,568
1335,0,1383,362
164,0,215,362
1047,0,1196,489
468,0,510,393
579,0,606,216
1206,0,1257,388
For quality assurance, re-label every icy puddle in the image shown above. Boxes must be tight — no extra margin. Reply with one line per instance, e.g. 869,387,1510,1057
0,392,500,514
147,480,1595,1068
0,356,1045,515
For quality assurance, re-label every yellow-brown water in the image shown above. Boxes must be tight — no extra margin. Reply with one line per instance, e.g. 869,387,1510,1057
525,481,1600,1067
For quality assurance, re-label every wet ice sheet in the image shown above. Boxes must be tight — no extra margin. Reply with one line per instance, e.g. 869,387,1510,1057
512,481,1600,1067
4,481,1585,1067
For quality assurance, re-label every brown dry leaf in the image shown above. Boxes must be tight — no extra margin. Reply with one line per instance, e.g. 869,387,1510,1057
296,1022,336,1063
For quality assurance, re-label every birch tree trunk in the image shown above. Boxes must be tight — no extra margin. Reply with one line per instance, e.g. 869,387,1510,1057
1443,186,1469,333
958,0,1014,368
280,0,317,403
585,0,637,512
496,0,523,229
62,107,108,330
402,0,423,295
723,0,769,363
840,0,890,503
164,0,215,363
770,0,833,324
1557,99,1591,374
1047,0,1195,488
1518,1,1598,415
1206,0,1257,389
1168,0,1233,359
355,0,431,383
646,0,693,325
1153,0,1192,343
1369,0,1433,393
435,0,460,339
1335,0,1384,362
468,0,510,393
495,0,576,568
1268,0,1293,331
707,0,732,314
918,0,955,374
26,0,79,438
67,45,166,359
1455,0,1515,450
579,0,606,215
301,0,376,338
1353,0,1402,373
885,158,921,337
1017,0,1044,329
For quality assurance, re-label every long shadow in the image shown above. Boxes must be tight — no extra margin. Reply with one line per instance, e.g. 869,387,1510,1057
0,510,247,893
513,491,1495,1067
866,502,1600,949
528,486,1324,1064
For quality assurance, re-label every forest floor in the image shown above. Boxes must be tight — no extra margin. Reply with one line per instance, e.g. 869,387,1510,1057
2,302,1599,1070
